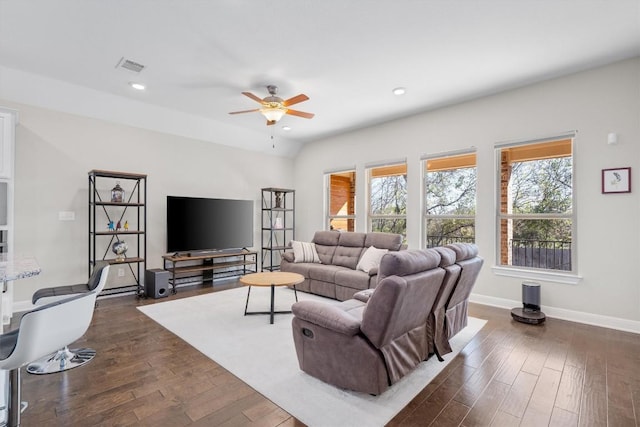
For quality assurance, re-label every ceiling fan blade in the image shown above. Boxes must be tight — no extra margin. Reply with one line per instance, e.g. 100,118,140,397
229,109,260,115
286,109,315,119
242,92,265,104
282,94,309,107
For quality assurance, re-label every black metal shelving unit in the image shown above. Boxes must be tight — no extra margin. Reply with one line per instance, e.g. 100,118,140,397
261,188,295,271
89,170,147,297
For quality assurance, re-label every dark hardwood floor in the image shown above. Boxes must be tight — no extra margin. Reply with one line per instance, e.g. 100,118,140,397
14,282,640,426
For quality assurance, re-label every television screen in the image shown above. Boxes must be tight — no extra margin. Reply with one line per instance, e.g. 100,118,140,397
167,196,254,253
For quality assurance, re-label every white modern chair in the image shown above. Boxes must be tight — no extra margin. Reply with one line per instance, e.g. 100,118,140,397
0,289,101,426
26,263,110,374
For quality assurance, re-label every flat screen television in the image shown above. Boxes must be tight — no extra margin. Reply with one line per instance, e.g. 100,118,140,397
167,196,254,254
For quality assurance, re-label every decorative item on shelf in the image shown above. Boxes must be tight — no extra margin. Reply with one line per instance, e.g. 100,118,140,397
116,220,122,231
111,181,125,203
107,220,115,231
124,220,129,231
274,191,283,208
274,217,283,229
112,240,128,262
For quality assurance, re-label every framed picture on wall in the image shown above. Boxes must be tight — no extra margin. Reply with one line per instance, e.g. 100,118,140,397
602,167,631,194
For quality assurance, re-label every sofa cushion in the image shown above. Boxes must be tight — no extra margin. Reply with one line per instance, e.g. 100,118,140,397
308,264,346,282
281,261,315,278
337,231,367,247
309,279,337,299
334,269,371,291
446,243,479,261
333,246,365,269
378,249,441,280
433,246,457,267
312,231,340,264
356,246,388,273
332,232,366,269
291,240,320,263
313,230,341,246
364,232,403,251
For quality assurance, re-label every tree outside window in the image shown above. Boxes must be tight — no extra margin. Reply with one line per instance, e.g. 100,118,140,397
424,153,476,247
498,138,574,271
327,171,356,231
368,163,407,240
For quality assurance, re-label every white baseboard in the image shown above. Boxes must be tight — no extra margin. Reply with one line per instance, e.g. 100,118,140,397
470,293,640,335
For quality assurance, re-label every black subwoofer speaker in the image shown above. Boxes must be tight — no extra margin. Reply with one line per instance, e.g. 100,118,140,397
145,269,169,299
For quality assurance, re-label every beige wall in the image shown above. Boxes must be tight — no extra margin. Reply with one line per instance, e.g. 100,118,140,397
3,100,293,302
293,58,640,329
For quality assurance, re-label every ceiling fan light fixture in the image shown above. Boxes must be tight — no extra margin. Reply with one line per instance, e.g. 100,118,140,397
260,107,286,122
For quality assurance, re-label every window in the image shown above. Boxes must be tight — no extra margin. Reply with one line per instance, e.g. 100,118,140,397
326,170,356,231
368,162,407,239
497,137,574,272
424,152,476,247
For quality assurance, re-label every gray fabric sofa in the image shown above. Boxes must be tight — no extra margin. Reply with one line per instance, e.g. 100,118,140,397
291,244,483,395
280,231,403,301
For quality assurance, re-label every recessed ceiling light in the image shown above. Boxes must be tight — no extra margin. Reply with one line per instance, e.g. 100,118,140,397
129,82,146,91
282,126,291,131
392,87,406,96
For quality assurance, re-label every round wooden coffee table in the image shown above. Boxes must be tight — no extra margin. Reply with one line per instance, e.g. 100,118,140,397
240,271,304,324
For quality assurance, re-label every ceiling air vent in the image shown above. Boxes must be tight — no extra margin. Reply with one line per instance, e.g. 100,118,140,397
115,57,145,73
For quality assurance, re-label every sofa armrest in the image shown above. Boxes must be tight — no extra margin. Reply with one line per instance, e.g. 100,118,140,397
292,301,362,336
282,251,295,263
353,289,374,303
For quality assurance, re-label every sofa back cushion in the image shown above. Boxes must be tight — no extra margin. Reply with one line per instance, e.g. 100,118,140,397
378,248,442,281
364,232,403,251
332,232,367,269
312,231,340,264
446,243,483,307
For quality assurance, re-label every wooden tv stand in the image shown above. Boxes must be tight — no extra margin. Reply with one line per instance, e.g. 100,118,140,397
162,249,257,293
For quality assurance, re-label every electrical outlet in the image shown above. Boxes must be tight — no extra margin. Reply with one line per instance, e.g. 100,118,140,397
118,268,125,277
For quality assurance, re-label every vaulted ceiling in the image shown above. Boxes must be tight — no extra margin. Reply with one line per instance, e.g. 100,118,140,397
1,1,638,156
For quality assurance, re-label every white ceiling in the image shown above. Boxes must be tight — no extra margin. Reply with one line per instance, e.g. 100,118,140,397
0,1,639,155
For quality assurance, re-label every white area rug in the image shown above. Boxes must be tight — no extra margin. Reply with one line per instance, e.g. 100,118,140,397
138,286,486,427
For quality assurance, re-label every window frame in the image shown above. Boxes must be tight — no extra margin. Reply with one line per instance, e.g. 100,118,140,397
366,161,407,239
422,150,477,248
325,169,356,232
494,133,579,280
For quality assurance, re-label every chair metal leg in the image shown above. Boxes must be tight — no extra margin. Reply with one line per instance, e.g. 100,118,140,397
26,346,96,375
8,368,20,427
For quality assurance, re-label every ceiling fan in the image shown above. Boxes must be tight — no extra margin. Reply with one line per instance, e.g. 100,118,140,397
229,85,315,126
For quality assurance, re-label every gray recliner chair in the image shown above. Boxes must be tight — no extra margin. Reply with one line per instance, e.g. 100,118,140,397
291,249,445,395
0,289,102,426
441,244,483,340
25,262,110,374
